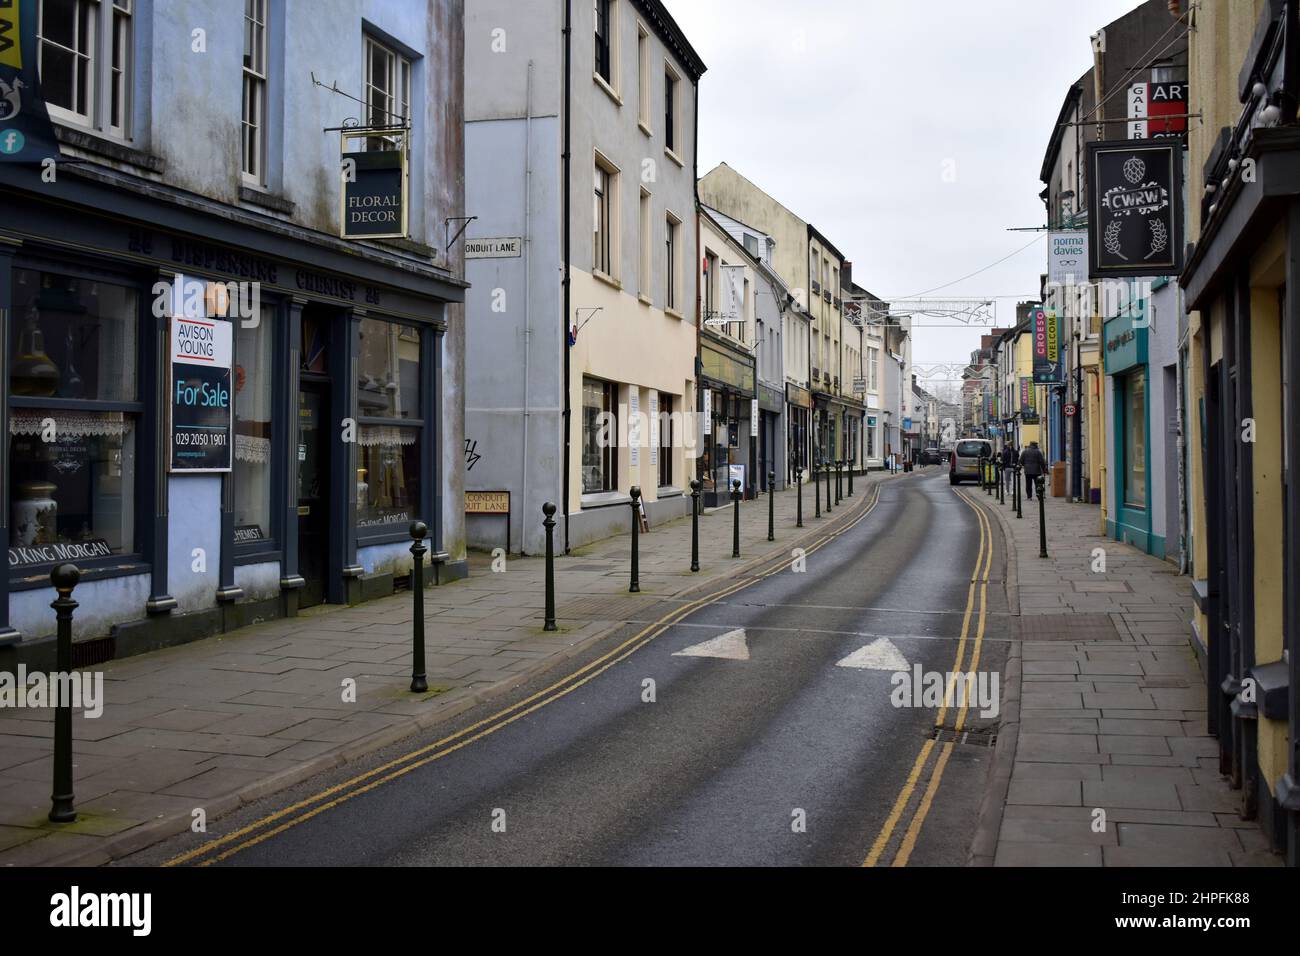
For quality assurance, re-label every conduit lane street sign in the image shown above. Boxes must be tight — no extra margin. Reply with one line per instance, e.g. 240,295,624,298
465,237,522,259
169,315,233,473
1086,139,1184,279
341,148,408,240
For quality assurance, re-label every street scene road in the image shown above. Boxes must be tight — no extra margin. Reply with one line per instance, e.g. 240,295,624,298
128,472,1007,866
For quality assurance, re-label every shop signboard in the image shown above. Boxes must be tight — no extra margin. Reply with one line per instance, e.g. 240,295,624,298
0,0,61,164
169,314,233,472
1086,139,1184,278
341,148,408,240
1032,306,1064,384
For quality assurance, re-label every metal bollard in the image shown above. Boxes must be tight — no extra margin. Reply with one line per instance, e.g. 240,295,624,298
1015,465,1023,519
690,479,701,572
796,465,804,528
814,461,821,519
835,460,842,504
825,460,832,512
409,521,429,693
848,459,854,497
1037,476,1048,558
48,563,79,824
629,486,642,592
767,470,776,542
998,461,1005,505
732,479,742,557
542,502,557,630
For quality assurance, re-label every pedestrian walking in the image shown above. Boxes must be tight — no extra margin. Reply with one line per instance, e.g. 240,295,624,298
1020,440,1046,500
1001,442,1018,493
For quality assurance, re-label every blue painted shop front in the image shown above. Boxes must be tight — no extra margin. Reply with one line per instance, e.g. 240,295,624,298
1104,310,1159,556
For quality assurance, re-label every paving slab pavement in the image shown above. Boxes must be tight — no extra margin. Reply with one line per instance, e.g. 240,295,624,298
960,486,1282,867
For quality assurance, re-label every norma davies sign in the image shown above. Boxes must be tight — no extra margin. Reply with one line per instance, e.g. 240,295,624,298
169,316,233,472
1085,139,1183,279
341,149,408,240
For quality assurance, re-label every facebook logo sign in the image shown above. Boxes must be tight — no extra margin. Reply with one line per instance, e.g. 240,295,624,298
0,129,24,154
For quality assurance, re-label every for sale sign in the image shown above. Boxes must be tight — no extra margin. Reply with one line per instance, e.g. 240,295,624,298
1086,140,1184,279
169,315,233,472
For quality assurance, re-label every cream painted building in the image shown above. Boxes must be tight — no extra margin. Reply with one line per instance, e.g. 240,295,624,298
464,0,705,552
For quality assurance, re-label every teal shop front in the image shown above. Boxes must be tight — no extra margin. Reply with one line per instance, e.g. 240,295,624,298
1104,309,1157,555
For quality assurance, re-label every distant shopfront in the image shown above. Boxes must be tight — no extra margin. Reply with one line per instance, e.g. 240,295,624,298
0,165,464,659
786,382,811,482
699,334,754,507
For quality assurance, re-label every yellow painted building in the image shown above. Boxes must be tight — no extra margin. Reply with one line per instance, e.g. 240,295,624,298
1177,0,1298,861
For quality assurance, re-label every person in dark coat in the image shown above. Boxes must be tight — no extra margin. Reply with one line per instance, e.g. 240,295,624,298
1020,441,1046,499
1000,443,1018,493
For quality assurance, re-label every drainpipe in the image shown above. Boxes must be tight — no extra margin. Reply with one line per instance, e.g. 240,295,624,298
561,0,572,552
520,61,534,553
694,79,702,488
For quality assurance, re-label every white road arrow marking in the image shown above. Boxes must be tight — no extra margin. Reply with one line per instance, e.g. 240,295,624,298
836,637,909,671
673,628,750,661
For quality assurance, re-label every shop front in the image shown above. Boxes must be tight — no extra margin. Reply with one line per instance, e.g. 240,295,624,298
1103,311,1151,554
786,383,811,483
699,335,755,507
1,168,464,660
756,383,784,492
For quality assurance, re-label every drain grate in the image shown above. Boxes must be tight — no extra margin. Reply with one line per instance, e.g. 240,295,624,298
932,725,998,747
71,636,116,669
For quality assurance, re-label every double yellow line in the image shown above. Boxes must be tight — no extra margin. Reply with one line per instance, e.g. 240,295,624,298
861,488,992,867
166,483,887,866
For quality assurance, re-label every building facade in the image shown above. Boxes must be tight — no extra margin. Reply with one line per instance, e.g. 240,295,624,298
463,0,705,553
2,0,467,661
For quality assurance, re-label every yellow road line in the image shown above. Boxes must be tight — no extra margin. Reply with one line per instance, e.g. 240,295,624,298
861,486,991,867
891,742,954,867
169,481,888,866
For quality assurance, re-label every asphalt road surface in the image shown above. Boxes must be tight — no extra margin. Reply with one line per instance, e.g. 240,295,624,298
132,470,1011,867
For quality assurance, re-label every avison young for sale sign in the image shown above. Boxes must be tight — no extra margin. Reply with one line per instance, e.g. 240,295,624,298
169,315,233,472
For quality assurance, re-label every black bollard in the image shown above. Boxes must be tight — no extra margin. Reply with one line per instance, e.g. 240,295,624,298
409,521,429,692
690,479,701,572
835,460,842,504
1015,464,1023,519
1037,476,1048,558
731,479,742,557
629,486,642,592
848,458,854,497
814,461,821,519
48,563,79,824
796,464,804,528
767,470,776,542
542,502,557,630
997,461,1005,505
825,459,832,512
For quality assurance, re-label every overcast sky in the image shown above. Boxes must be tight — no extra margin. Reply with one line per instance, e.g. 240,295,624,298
661,0,1149,381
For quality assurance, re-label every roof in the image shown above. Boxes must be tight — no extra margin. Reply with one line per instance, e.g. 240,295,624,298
632,0,707,81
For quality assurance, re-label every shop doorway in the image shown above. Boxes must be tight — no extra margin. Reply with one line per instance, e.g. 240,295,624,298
297,379,331,608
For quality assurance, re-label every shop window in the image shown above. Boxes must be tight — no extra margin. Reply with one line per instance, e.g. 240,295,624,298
356,318,422,531
1123,371,1146,508
582,377,617,493
233,304,274,547
8,269,139,567
37,0,133,138
657,392,672,488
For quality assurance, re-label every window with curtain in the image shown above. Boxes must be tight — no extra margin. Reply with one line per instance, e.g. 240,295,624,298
8,269,139,567
356,318,422,530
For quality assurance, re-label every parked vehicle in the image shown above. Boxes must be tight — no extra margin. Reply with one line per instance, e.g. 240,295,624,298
949,438,993,485
918,445,943,465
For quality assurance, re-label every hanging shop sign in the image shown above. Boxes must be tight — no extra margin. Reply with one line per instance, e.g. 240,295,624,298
702,388,712,436
1032,307,1065,384
751,398,759,437
1047,232,1089,285
1019,377,1039,424
1127,81,1189,140
0,0,60,164
169,314,233,473
340,147,408,240
1086,139,1184,279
